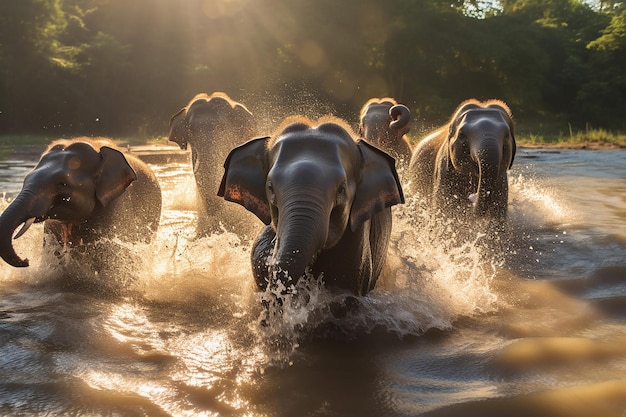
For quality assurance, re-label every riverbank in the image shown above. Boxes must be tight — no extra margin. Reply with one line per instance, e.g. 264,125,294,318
517,140,626,150
1,134,624,161
516,126,626,150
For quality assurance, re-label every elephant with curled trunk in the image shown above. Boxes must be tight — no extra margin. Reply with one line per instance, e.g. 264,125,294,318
169,92,259,237
408,99,516,219
218,116,404,295
0,138,161,268
358,97,413,166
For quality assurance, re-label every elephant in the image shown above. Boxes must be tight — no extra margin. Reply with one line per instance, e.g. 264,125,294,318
0,138,162,269
218,116,404,296
358,97,413,166
168,92,259,237
407,99,516,219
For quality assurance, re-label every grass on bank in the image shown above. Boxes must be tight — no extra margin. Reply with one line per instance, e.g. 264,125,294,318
516,125,626,149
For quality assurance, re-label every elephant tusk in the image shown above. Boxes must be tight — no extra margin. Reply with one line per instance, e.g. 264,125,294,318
14,217,36,240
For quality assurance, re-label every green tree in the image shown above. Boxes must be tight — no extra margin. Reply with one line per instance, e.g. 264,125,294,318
1,0,625,136
580,5,626,128
0,0,72,133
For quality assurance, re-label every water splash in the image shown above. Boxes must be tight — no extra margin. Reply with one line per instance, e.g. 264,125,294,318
509,173,578,227
389,195,500,320
0,188,502,368
244,194,504,367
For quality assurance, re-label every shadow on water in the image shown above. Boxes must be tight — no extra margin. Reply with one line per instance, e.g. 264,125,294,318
0,148,624,416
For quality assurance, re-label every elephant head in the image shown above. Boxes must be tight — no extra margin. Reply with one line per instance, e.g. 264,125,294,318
358,97,412,162
218,117,404,286
168,92,255,152
0,140,137,267
445,99,516,217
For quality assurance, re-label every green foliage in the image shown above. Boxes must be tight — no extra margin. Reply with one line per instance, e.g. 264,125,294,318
517,126,626,147
587,6,626,51
1,0,625,139
564,126,626,145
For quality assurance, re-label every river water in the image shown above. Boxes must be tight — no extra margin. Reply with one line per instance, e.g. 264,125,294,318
0,146,624,416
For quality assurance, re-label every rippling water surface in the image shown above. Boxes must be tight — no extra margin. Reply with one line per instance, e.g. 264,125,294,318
0,147,624,416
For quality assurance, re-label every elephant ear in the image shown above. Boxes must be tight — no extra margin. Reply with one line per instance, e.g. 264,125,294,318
218,136,271,224
350,140,405,231
502,111,517,169
168,107,190,150
509,132,517,169
96,146,137,207
504,120,517,169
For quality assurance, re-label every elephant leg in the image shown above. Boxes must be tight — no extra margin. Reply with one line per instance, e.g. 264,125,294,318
492,174,509,220
194,193,213,237
313,223,372,295
251,225,275,291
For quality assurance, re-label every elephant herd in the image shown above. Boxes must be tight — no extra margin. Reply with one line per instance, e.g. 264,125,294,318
0,92,516,301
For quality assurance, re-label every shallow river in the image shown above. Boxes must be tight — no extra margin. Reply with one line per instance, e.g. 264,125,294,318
0,146,624,416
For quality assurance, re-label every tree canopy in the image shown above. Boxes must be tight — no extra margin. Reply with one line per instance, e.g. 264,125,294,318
1,0,624,138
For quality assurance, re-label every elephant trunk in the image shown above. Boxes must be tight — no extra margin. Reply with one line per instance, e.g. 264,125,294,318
0,191,43,267
389,104,411,135
270,198,329,290
472,141,502,217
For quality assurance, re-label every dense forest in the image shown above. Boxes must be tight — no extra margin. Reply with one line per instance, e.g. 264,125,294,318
1,0,625,138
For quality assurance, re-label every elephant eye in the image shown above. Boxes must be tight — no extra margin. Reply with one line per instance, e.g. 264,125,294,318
56,182,72,200
266,181,275,204
336,182,347,205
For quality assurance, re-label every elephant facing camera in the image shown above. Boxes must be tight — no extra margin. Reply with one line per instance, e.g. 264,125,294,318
219,116,404,297
168,92,260,238
408,99,516,222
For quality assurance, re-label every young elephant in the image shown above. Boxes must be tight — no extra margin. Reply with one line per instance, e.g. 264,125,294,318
0,138,162,268
168,92,259,237
358,97,413,166
218,117,404,295
408,99,516,219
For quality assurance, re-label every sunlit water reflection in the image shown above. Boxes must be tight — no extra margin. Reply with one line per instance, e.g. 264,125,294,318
0,146,625,416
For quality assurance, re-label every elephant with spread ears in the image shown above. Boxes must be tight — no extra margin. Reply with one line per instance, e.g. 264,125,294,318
168,92,260,237
0,138,162,269
218,116,405,295
358,97,413,166
408,99,516,220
